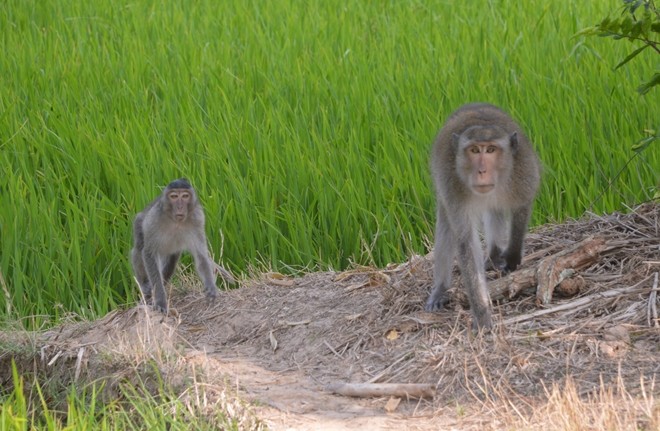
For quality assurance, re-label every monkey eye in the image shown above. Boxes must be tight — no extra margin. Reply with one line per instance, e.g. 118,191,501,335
168,192,179,200
486,146,498,153
180,192,190,200
469,146,481,154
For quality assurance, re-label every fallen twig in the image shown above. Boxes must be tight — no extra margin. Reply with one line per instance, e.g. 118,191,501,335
325,382,435,399
489,235,626,303
648,272,659,327
502,279,652,326
536,236,618,304
366,352,411,383
214,263,237,285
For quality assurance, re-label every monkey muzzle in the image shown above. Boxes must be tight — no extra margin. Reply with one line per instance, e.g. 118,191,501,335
473,184,495,194
172,203,188,222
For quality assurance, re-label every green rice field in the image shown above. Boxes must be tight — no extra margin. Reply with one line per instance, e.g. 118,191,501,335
1,0,658,324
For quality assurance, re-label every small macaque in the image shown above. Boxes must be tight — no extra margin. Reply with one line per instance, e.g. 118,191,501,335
426,103,541,331
131,178,233,313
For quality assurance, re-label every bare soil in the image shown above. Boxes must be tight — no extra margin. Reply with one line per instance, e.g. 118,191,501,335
1,203,659,430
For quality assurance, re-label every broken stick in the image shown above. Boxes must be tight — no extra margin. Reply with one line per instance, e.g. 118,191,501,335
535,235,611,305
488,235,625,304
325,382,435,399
502,280,651,325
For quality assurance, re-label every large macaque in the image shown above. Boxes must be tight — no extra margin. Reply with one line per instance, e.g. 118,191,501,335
426,103,541,330
131,178,232,313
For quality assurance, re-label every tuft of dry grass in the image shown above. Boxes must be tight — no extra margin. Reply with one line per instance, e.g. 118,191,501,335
518,377,658,431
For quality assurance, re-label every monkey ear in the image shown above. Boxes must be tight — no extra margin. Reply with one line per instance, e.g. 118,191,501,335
510,132,518,151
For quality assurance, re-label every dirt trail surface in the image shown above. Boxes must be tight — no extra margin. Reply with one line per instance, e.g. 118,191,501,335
3,203,659,429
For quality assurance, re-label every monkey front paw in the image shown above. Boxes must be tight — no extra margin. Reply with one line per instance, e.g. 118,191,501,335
205,287,219,301
153,302,168,314
502,264,517,274
424,293,449,312
486,257,507,272
503,250,522,273
139,286,153,303
471,315,493,333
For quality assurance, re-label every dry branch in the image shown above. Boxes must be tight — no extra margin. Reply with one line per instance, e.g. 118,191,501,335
502,279,652,326
535,235,615,304
489,267,536,301
489,235,624,303
325,382,435,399
213,262,237,285
649,272,659,327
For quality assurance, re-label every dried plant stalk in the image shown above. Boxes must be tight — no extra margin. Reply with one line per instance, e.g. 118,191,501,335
325,382,435,399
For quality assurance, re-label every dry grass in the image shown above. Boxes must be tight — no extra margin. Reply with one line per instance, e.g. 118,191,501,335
1,202,658,430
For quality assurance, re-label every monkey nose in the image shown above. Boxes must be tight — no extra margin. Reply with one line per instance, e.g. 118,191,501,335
477,161,487,174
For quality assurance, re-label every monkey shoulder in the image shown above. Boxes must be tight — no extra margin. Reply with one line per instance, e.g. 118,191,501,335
190,206,206,224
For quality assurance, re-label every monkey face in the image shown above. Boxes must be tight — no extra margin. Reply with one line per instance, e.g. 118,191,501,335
466,143,501,194
457,138,513,196
166,188,193,222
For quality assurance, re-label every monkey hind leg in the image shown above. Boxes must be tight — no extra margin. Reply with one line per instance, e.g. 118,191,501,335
483,210,510,272
152,284,168,314
143,254,168,313
486,246,507,272
192,249,219,301
161,253,181,284
138,282,153,304
502,205,533,273
131,247,153,302
427,208,456,312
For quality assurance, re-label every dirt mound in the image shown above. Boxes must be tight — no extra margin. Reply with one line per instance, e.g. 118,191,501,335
3,203,659,430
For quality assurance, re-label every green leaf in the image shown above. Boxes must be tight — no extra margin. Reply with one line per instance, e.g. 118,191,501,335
602,16,620,33
574,26,600,37
641,16,652,36
620,16,634,34
629,21,642,39
625,0,644,14
614,44,650,70
631,135,659,153
598,16,611,30
637,72,660,95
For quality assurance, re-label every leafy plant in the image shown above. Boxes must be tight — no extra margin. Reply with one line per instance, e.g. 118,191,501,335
579,0,660,95
579,1,659,197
